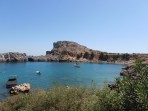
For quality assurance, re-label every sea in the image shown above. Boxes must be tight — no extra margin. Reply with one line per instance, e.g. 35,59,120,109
0,62,124,100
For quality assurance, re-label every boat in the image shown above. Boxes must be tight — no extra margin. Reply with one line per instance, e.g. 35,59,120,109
74,62,80,68
36,70,41,74
6,75,18,88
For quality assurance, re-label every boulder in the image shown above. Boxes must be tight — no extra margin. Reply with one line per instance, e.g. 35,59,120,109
120,65,136,76
9,83,31,94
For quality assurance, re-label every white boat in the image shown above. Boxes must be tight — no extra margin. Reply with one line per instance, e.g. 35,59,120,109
36,70,41,74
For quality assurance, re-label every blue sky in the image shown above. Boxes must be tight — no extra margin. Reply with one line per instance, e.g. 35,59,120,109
0,0,148,55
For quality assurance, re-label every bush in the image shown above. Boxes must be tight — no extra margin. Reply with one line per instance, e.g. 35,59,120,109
83,52,89,59
121,53,130,61
116,61,148,111
77,53,82,59
99,53,108,61
90,52,95,60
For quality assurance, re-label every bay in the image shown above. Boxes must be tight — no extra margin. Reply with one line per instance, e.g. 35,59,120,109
0,62,123,99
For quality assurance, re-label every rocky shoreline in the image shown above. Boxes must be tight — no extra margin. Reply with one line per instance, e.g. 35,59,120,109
1,41,148,64
0,52,27,62
28,41,148,65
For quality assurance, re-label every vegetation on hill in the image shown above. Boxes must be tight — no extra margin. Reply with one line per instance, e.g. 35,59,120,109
0,61,148,111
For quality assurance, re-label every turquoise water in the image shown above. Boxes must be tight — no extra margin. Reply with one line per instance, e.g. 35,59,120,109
0,62,123,99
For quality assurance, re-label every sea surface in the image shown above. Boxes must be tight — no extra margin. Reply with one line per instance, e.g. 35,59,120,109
0,62,123,100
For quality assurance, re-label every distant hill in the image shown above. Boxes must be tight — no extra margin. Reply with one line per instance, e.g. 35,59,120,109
45,41,148,64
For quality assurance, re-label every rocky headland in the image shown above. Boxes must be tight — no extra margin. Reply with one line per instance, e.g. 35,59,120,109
0,52,27,62
44,41,148,64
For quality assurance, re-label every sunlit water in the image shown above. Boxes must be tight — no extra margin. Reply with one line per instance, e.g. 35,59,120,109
0,62,123,99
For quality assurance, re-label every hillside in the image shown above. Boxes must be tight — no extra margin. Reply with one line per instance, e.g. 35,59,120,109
44,41,148,64
45,41,100,62
0,52,27,62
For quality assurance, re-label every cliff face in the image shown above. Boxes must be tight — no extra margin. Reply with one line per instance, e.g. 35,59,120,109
0,52,28,62
45,41,148,64
47,41,94,55
46,41,101,62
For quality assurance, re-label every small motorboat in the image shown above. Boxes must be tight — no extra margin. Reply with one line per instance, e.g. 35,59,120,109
36,70,41,74
74,62,80,68
6,75,18,88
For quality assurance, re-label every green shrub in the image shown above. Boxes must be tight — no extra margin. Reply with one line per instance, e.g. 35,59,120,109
83,52,89,59
116,61,148,111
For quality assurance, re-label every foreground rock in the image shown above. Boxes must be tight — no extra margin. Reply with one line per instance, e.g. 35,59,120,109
120,63,148,77
0,52,27,62
120,65,135,76
9,83,31,95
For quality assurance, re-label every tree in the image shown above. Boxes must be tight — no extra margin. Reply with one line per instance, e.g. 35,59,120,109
76,53,82,59
83,52,89,59
112,54,120,61
90,52,94,60
122,53,130,61
99,53,108,61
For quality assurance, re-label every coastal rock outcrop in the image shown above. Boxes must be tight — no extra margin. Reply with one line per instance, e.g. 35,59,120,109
46,41,101,62
120,63,148,77
120,65,135,76
9,83,31,94
45,41,148,63
0,52,28,62
28,55,47,62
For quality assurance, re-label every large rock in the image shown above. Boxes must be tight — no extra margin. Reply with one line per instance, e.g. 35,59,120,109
9,83,31,94
0,52,28,62
120,65,135,76
46,41,101,62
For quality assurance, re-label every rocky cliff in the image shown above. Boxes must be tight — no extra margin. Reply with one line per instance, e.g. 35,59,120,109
43,41,147,63
0,52,28,62
45,41,101,62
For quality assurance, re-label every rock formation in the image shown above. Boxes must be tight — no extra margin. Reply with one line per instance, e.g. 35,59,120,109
0,52,28,62
28,55,47,62
46,41,101,62
45,41,148,63
120,65,136,76
120,63,147,77
9,83,31,94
